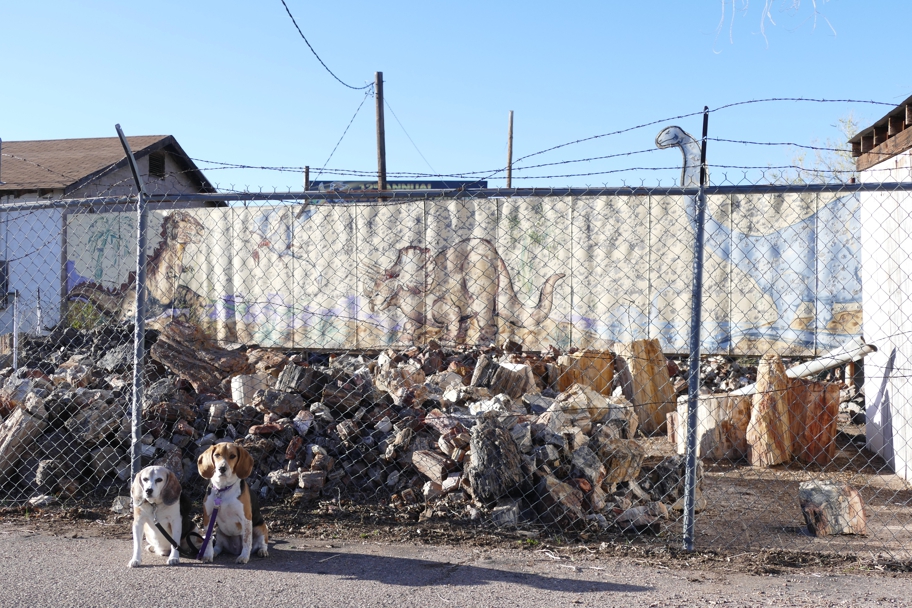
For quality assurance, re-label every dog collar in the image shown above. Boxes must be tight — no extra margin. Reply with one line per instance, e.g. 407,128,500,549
211,483,235,507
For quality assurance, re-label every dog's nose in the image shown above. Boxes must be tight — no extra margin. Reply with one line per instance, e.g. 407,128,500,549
145,488,153,495
218,465,227,474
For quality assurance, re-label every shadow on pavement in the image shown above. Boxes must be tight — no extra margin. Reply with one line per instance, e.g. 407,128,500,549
186,542,652,594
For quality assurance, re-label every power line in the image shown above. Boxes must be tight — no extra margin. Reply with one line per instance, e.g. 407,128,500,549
384,97,436,174
279,0,371,91
313,87,374,182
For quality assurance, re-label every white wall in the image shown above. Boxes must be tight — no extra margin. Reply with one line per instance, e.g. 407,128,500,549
861,154,912,479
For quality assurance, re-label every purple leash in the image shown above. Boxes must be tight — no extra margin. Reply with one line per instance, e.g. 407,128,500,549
197,485,231,560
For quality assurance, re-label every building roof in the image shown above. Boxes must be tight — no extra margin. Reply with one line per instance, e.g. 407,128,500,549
0,135,215,195
849,94,912,171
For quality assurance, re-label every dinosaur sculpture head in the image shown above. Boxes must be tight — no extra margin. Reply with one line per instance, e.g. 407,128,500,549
656,125,702,188
655,125,688,150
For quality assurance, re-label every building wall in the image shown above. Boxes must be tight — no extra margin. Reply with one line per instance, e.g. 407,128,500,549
0,152,209,335
861,154,912,479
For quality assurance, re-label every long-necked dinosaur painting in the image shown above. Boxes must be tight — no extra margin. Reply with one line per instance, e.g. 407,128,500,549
655,125,861,350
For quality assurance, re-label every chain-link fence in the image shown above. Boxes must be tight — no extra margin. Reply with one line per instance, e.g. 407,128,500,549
2,119,912,561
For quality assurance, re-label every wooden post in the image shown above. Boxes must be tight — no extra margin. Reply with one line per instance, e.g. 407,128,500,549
304,166,310,190
506,110,514,189
375,71,387,191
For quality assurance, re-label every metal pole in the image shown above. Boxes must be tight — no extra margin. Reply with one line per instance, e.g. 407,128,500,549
304,166,310,191
375,71,387,191
683,106,709,552
11,290,18,371
115,125,149,482
506,110,514,189
35,288,42,336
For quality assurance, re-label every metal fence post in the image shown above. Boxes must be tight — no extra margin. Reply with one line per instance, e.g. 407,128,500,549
115,125,149,482
683,107,709,552
11,290,18,370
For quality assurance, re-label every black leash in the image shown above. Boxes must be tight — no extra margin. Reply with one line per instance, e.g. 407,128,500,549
149,500,204,559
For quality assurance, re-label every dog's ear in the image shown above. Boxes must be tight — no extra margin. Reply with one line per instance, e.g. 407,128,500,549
234,445,254,479
161,469,182,506
130,470,145,506
197,446,216,479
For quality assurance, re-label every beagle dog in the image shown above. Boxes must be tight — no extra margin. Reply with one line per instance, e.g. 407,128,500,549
197,442,269,564
128,465,183,568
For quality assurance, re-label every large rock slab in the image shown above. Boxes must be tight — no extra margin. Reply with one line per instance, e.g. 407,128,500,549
798,481,866,536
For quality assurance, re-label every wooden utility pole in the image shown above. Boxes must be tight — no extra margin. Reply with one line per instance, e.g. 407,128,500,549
375,71,387,191
506,111,514,189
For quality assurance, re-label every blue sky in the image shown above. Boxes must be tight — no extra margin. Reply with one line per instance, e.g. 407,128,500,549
1,1,907,190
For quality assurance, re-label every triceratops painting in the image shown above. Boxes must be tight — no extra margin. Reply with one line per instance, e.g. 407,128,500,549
364,238,565,345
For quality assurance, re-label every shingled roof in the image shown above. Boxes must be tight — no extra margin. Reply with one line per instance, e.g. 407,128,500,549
0,135,215,195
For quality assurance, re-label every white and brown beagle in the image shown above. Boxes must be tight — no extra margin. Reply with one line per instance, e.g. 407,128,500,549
129,465,184,568
197,442,269,564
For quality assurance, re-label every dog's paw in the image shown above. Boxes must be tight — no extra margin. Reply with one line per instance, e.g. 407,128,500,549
235,555,249,564
255,548,269,558
128,558,141,568
201,554,213,563
167,556,180,566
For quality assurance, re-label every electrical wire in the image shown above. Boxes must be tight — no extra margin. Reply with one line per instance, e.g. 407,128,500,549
279,0,371,91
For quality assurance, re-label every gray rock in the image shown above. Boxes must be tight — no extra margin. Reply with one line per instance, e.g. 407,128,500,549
90,446,122,478
491,498,521,527
110,495,132,514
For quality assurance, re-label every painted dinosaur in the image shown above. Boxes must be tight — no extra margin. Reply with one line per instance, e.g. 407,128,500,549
365,238,565,344
68,210,207,321
655,125,861,341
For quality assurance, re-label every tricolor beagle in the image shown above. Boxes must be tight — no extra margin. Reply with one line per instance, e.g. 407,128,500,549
197,442,269,564
129,465,184,568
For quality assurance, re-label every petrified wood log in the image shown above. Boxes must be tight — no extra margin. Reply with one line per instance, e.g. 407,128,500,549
596,438,645,486
535,473,586,524
0,406,48,482
275,363,314,395
614,339,676,434
488,362,537,400
798,481,866,536
746,353,791,467
557,350,615,395
410,450,456,484
466,411,526,507
788,379,839,466
149,320,252,394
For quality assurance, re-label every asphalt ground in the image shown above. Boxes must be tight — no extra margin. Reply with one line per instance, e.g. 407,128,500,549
1,524,910,607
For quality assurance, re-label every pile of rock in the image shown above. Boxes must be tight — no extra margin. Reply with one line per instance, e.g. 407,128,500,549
0,321,699,533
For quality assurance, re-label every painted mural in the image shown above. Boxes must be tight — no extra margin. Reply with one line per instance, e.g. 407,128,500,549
63,127,863,355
